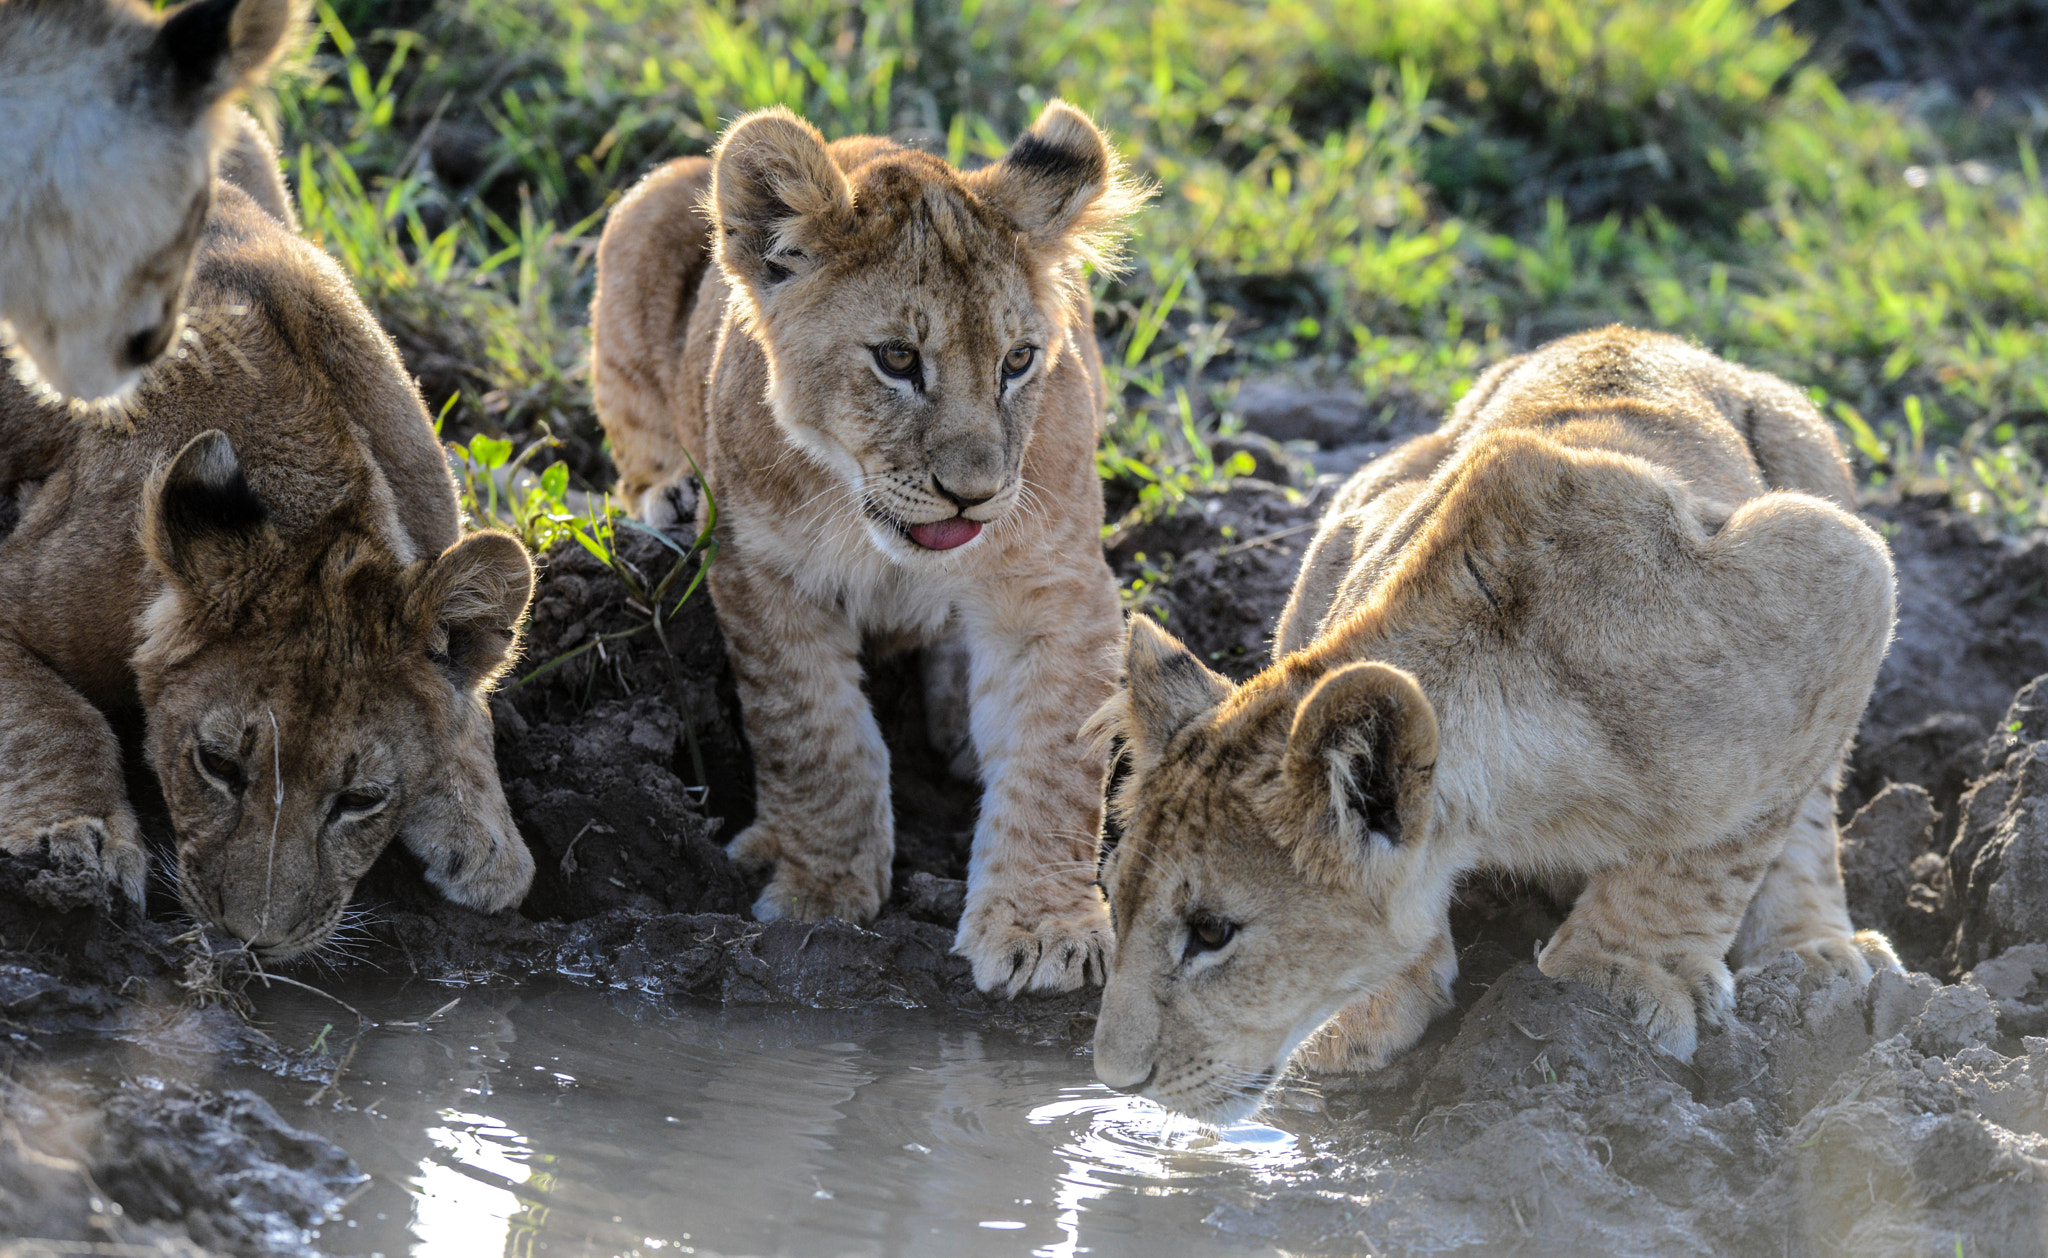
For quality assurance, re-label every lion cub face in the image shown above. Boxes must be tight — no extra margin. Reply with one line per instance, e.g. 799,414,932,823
1090,618,1446,1125
133,432,533,958
707,104,1138,560
0,0,296,401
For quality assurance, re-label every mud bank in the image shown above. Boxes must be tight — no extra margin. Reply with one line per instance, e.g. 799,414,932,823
0,851,360,1255
7,421,2048,1251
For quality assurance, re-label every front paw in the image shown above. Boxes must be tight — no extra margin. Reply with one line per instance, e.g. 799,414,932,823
728,825,888,924
1538,926,1730,1061
954,883,1111,998
2,813,147,908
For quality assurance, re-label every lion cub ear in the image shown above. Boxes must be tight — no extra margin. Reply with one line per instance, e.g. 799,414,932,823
710,107,853,297
1099,615,1234,768
411,532,536,693
152,0,302,111
1283,663,1439,875
144,429,272,596
970,100,1144,254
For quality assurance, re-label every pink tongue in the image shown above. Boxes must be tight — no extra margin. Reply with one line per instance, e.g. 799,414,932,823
907,518,983,550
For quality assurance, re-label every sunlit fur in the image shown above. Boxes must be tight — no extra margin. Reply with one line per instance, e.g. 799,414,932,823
0,0,299,403
0,142,535,956
1091,328,1901,1124
590,102,1146,995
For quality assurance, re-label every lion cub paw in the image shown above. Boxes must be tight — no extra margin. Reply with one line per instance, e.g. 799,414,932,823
727,825,888,925
955,887,1111,999
1761,928,1900,987
1,814,147,908
1538,929,1731,1061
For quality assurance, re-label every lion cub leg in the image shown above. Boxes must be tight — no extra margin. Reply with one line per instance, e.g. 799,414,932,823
716,566,894,923
0,636,147,905
1538,811,1793,1060
1296,926,1457,1074
1732,777,1900,980
951,577,1120,997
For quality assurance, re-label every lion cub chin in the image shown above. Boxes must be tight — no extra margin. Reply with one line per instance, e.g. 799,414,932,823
0,137,536,958
590,102,1144,996
1090,327,1902,1124
0,0,302,403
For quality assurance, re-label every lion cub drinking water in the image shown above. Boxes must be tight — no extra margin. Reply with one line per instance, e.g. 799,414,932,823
591,103,1142,995
0,128,535,956
1091,328,1898,1122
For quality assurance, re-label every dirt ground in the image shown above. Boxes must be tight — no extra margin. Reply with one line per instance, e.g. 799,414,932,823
7,383,2048,1255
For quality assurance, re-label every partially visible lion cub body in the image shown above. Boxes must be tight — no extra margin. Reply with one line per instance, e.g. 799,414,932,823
592,103,1141,994
0,145,535,956
0,0,300,402
1093,328,1897,1123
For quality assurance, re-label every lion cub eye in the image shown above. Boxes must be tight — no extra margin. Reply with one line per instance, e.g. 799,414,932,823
873,344,920,381
328,789,388,824
1183,914,1239,960
195,746,244,795
1002,345,1035,378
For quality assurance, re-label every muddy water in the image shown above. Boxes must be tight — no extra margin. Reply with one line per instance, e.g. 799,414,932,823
199,979,1327,1257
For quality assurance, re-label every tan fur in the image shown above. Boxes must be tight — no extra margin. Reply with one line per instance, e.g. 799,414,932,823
1090,328,1900,1123
0,151,536,957
0,0,301,403
591,102,1143,995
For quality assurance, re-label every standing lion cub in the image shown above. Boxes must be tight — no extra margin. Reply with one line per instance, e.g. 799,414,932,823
1091,328,1899,1123
591,103,1142,995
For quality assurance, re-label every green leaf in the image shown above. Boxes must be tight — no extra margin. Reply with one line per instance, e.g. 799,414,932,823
469,435,513,470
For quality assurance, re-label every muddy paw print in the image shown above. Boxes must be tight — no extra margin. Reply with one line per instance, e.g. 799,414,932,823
955,890,1111,998
2,812,148,909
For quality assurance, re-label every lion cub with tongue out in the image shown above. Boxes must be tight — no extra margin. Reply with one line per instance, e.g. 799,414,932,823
591,103,1143,995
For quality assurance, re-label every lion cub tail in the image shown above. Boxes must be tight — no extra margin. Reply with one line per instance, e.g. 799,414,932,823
590,156,717,513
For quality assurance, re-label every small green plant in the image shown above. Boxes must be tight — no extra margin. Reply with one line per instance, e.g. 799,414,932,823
443,419,598,553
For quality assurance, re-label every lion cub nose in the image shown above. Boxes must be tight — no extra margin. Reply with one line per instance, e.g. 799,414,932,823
931,474,994,511
124,322,176,368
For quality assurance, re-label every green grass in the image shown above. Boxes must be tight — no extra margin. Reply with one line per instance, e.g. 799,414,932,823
272,0,2048,534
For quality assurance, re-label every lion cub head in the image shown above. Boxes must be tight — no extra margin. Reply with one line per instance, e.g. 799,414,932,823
1089,617,1446,1125
707,101,1141,559
132,430,534,958
0,0,298,401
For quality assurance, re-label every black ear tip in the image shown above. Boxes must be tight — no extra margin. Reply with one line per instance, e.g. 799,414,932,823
154,0,242,102
1004,132,1099,184
165,429,266,533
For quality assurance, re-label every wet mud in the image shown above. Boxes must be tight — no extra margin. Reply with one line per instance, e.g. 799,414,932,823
8,388,2048,1254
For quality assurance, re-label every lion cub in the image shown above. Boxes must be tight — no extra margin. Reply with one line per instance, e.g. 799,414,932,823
591,103,1142,995
0,0,300,403
1091,328,1898,1123
0,145,535,957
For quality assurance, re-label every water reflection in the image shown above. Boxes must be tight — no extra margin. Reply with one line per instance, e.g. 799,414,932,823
201,979,1317,1257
